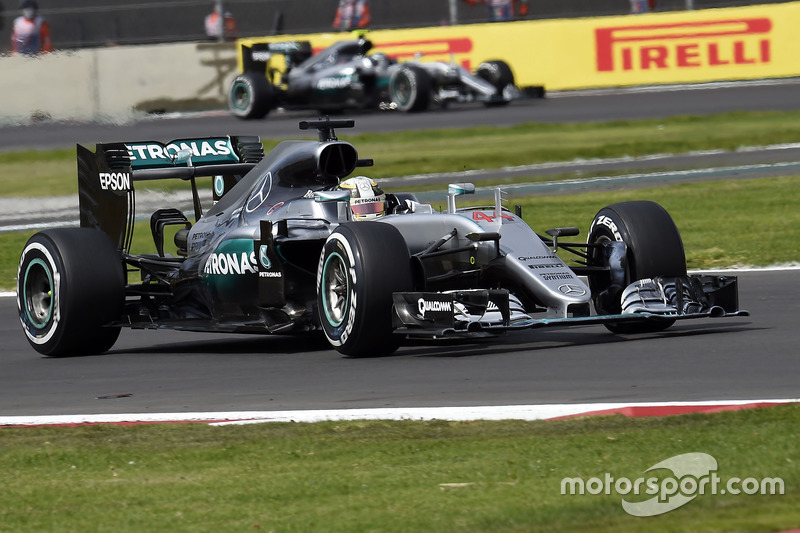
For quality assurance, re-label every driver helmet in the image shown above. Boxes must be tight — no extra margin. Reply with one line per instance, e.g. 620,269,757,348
338,176,386,221
20,0,38,19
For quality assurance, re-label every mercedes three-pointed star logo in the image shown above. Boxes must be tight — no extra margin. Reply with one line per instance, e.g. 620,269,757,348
558,284,587,296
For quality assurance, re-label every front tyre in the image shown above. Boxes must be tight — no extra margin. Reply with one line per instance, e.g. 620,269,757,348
476,60,516,106
228,73,274,119
476,60,515,91
317,222,413,357
17,228,125,356
588,201,687,334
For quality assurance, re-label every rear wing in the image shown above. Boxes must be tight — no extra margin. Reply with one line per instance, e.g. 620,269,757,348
240,40,313,78
78,136,263,252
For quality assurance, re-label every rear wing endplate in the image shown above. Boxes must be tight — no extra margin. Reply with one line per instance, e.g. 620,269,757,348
240,41,312,75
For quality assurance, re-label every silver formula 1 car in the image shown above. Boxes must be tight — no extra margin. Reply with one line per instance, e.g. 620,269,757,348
17,119,747,357
228,38,529,119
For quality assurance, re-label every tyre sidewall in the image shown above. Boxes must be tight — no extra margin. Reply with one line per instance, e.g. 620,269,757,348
17,229,124,356
390,68,418,112
318,230,361,349
316,223,412,356
476,60,515,92
589,201,686,282
228,74,272,119
390,66,429,112
18,236,66,353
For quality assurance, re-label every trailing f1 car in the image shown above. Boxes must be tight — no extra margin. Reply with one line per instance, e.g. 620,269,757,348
228,38,531,119
17,119,747,358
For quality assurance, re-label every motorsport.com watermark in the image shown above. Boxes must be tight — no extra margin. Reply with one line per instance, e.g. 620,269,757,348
561,453,785,517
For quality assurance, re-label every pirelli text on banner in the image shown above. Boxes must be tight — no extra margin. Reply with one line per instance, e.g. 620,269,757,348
595,18,772,73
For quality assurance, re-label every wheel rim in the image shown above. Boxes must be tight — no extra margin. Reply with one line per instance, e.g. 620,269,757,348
231,82,251,111
321,252,349,327
24,259,53,329
393,74,411,106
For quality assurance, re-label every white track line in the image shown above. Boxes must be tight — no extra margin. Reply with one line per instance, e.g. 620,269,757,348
1,399,796,427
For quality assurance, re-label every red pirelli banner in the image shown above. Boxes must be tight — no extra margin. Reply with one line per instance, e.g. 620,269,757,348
239,2,800,91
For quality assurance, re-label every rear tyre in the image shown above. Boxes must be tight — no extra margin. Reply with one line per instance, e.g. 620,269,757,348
228,73,274,119
587,201,687,334
389,66,431,112
17,228,125,356
317,222,413,357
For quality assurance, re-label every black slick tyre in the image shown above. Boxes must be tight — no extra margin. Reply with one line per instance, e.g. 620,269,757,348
476,60,515,106
317,222,413,357
476,60,515,91
587,201,687,334
17,228,125,356
228,73,273,119
389,65,431,112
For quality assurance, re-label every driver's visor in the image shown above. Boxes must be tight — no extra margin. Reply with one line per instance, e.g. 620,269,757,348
350,200,385,216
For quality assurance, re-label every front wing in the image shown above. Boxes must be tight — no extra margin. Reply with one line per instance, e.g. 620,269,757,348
391,275,749,338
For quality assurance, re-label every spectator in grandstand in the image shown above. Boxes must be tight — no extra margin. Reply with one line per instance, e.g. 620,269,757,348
333,0,371,30
205,1,238,41
11,0,52,55
630,0,657,13
463,0,529,22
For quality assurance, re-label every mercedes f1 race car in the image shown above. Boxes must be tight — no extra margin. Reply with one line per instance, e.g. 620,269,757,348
228,38,531,119
17,119,747,357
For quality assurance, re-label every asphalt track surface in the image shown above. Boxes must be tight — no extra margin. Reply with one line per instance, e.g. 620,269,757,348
2,80,799,417
1,269,798,416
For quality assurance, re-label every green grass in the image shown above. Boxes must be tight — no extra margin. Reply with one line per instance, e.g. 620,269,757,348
0,148,75,197
3,110,800,197
1,405,798,532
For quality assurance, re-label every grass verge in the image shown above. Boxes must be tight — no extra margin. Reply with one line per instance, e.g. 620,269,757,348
1,404,798,532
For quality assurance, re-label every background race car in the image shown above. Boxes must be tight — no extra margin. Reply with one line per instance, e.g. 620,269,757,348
228,39,540,119
17,119,746,358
